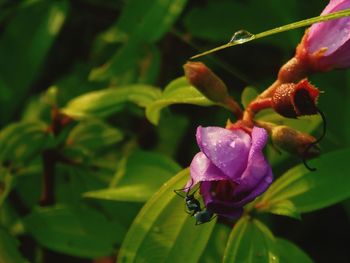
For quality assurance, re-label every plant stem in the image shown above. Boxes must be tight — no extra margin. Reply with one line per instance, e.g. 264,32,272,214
40,150,56,206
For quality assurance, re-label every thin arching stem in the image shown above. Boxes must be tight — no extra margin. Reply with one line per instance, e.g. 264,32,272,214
302,108,327,171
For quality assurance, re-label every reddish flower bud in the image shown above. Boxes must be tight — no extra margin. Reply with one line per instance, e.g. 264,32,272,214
271,125,320,159
183,62,243,118
271,79,320,118
184,62,228,103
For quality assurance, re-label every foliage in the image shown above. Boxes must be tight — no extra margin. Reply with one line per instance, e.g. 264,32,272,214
0,0,349,263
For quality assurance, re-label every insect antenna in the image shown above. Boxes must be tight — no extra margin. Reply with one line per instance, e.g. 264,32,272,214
174,178,195,198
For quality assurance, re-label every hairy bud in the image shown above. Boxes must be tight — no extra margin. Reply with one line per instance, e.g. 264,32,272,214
271,125,320,159
183,62,242,118
271,79,320,118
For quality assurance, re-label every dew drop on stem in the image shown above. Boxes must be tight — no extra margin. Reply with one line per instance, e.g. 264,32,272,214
229,30,255,44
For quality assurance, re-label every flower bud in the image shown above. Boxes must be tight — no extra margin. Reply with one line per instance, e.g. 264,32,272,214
183,62,242,118
184,62,228,102
271,79,320,118
271,125,320,159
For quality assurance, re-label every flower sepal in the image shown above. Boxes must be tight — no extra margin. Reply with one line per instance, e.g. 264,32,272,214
271,79,320,118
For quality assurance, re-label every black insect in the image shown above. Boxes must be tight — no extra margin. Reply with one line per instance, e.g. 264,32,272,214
174,179,215,225
193,209,215,225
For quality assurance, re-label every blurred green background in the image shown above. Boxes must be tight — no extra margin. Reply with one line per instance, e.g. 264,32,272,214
0,0,349,262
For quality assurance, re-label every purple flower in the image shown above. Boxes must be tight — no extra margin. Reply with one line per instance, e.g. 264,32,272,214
187,126,273,219
296,0,350,71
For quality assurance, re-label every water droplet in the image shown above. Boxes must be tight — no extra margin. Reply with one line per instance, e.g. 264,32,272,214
270,254,278,262
230,141,236,148
229,30,255,44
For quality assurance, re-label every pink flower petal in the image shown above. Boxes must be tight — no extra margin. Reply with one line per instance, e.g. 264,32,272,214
186,152,228,189
196,126,251,182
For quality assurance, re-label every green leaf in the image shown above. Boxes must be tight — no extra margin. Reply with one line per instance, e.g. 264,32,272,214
155,112,189,156
66,119,123,151
90,0,187,81
0,1,68,124
0,168,13,208
223,217,279,263
85,184,159,203
62,85,161,119
199,223,231,263
24,205,126,259
276,238,312,263
241,86,258,109
0,122,49,164
84,150,181,202
258,148,350,214
264,200,301,220
118,168,216,262
146,77,215,125
0,227,27,263
21,86,58,122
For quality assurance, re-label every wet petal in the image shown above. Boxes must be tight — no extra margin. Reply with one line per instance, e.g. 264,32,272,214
196,126,251,181
307,0,350,55
232,168,273,208
186,152,228,189
318,39,350,68
235,127,271,193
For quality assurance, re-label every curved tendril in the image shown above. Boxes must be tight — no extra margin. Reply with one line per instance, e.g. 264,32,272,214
302,108,327,171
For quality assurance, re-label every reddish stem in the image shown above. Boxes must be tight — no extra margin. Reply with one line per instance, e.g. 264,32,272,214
243,98,273,123
40,150,57,206
248,98,273,113
40,108,74,206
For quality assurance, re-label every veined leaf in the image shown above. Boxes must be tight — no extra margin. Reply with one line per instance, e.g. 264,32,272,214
276,238,312,263
199,223,231,263
0,169,13,208
223,217,279,263
90,0,187,81
0,227,28,263
0,1,68,124
0,122,49,163
241,86,259,109
264,199,301,220
62,85,161,119
146,77,215,125
118,168,216,262
66,119,123,151
84,150,181,202
257,148,350,214
23,205,126,259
